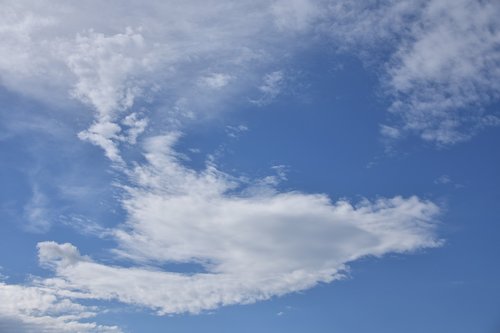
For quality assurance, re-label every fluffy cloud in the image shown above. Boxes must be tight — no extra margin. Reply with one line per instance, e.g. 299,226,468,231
0,282,121,333
31,134,442,315
327,0,500,144
386,0,500,144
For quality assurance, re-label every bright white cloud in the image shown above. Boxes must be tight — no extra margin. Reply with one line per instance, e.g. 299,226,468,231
66,29,147,115
31,134,442,315
326,0,500,144
77,121,124,163
0,282,121,333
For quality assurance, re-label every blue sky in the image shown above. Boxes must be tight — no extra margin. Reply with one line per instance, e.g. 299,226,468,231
0,1,499,332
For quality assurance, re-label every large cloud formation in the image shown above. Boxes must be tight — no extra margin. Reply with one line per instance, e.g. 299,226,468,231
0,132,441,329
2,0,498,332
2,0,499,146
33,133,441,316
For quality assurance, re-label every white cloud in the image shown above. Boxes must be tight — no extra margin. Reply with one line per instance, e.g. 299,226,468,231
30,134,442,315
326,0,500,144
78,121,123,163
0,282,121,333
77,112,149,162
2,0,499,149
2,0,291,118
63,28,148,119
326,1,425,53
386,0,500,144
0,0,319,160
0,3,63,104
121,112,149,145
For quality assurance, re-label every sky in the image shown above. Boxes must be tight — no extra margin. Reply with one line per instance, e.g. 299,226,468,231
0,0,499,332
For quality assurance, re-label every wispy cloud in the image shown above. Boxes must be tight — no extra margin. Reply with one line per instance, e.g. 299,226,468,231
23,185,51,233
251,71,286,106
434,175,452,185
326,0,500,145
3,0,499,148
0,0,317,161
225,124,249,138
198,73,233,90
